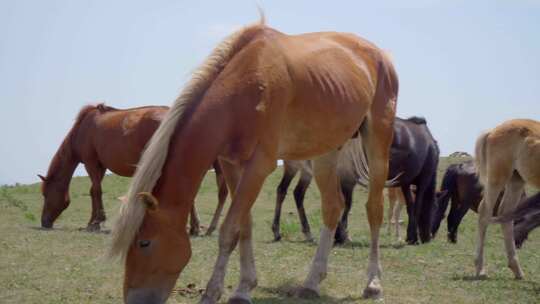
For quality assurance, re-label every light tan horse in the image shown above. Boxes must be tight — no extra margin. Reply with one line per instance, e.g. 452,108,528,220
109,16,398,304
474,119,540,279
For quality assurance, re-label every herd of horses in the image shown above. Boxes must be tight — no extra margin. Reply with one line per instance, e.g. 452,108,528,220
37,18,539,304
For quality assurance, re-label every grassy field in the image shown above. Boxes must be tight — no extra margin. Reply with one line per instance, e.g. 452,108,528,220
1,157,539,303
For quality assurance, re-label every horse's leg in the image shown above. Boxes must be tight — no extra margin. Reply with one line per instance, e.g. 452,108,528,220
475,177,507,278
403,184,418,244
189,205,201,236
206,161,229,236
271,163,299,241
298,151,343,298
84,163,106,232
447,200,469,243
335,182,354,245
294,169,314,242
387,188,396,235
360,116,394,300
201,152,276,304
394,188,406,241
498,174,525,279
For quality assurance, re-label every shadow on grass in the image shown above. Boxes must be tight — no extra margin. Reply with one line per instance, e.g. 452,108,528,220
28,226,111,234
452,274,540,296
254,282,363,304
338,240,407,250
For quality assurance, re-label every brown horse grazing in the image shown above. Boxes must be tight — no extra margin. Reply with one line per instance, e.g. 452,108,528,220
109,17,398,304
474,119,540,279
111,17,398,303
38,104,226,234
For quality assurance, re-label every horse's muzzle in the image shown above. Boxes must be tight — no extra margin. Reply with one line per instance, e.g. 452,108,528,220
125,288,167,304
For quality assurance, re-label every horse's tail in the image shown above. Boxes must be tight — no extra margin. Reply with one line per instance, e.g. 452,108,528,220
431,164,457,236
109,16,266,260
474,131,490,186
347,136,401,188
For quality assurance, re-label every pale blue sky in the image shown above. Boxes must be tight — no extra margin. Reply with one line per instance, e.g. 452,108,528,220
1,0,539,185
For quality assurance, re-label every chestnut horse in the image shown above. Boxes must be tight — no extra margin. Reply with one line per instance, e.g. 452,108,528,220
474,119,540,279
38,104,226,234
110,17,398,304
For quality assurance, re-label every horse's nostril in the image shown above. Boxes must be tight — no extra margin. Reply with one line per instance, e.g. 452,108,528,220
139,240,151,248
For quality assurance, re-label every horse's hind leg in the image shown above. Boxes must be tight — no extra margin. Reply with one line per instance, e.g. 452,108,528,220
394,188,406,241
475,178,507,278
298,151,344,298
335,181,354,244
271,162,299,241
294,169,314,242
498,173,525,279
386,188,397,235
189,205,201,236
206,161,229,236
84,163,106,231
360,113,394,299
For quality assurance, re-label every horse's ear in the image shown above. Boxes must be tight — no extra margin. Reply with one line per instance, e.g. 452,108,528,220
137,192,159,210
38,174,47,182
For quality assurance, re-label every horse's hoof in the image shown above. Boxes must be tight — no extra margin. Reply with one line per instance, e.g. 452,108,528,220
295,287,319,299
273,235,282,242
475,270,487,280
362,281,383,300
86,224,101,232
227,296,252,304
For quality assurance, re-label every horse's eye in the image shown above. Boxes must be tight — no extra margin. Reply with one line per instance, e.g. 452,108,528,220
139,240,151,248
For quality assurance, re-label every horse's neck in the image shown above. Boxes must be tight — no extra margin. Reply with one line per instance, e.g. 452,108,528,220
46,139,79,191
154,109,228,216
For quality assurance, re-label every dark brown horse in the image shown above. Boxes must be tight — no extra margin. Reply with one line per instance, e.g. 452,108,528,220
494,191,540,248
38,104,227,234
431,160,526,244
110,17,398,304
272,116,439,245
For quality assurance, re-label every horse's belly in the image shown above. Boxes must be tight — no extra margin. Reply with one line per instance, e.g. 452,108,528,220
277,99,368,160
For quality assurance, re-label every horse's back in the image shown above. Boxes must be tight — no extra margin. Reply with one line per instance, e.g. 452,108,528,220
75,105,168,176
267,31,390,159
486,119,540,187
389,117,439,183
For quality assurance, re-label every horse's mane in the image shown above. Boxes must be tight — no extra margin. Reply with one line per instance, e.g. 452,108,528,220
109,17,267,260
405,116,426,125
44,104,99,181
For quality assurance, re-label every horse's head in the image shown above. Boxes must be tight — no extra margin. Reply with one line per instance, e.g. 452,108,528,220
38,174,70,228
430,190,450,238
123,192,191,304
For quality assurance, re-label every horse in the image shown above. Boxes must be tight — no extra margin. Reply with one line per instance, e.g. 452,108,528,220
431,160,526,243
356,116,439,244
494,191,540,248
38,103,227,234
109,17,398,304
474,119,540,279
270,159,410,244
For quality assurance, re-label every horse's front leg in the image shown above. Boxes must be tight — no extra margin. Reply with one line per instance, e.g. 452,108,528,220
201,151,276,304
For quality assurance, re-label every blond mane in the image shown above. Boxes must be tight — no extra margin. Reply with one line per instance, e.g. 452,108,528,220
109,17,266,259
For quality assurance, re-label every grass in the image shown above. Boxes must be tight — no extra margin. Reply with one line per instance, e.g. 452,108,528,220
1,157,539,303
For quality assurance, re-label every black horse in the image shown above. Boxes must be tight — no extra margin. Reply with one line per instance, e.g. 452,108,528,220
431,160,483,243
431,160,526,243
494,191,540,248
272,116,440,245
